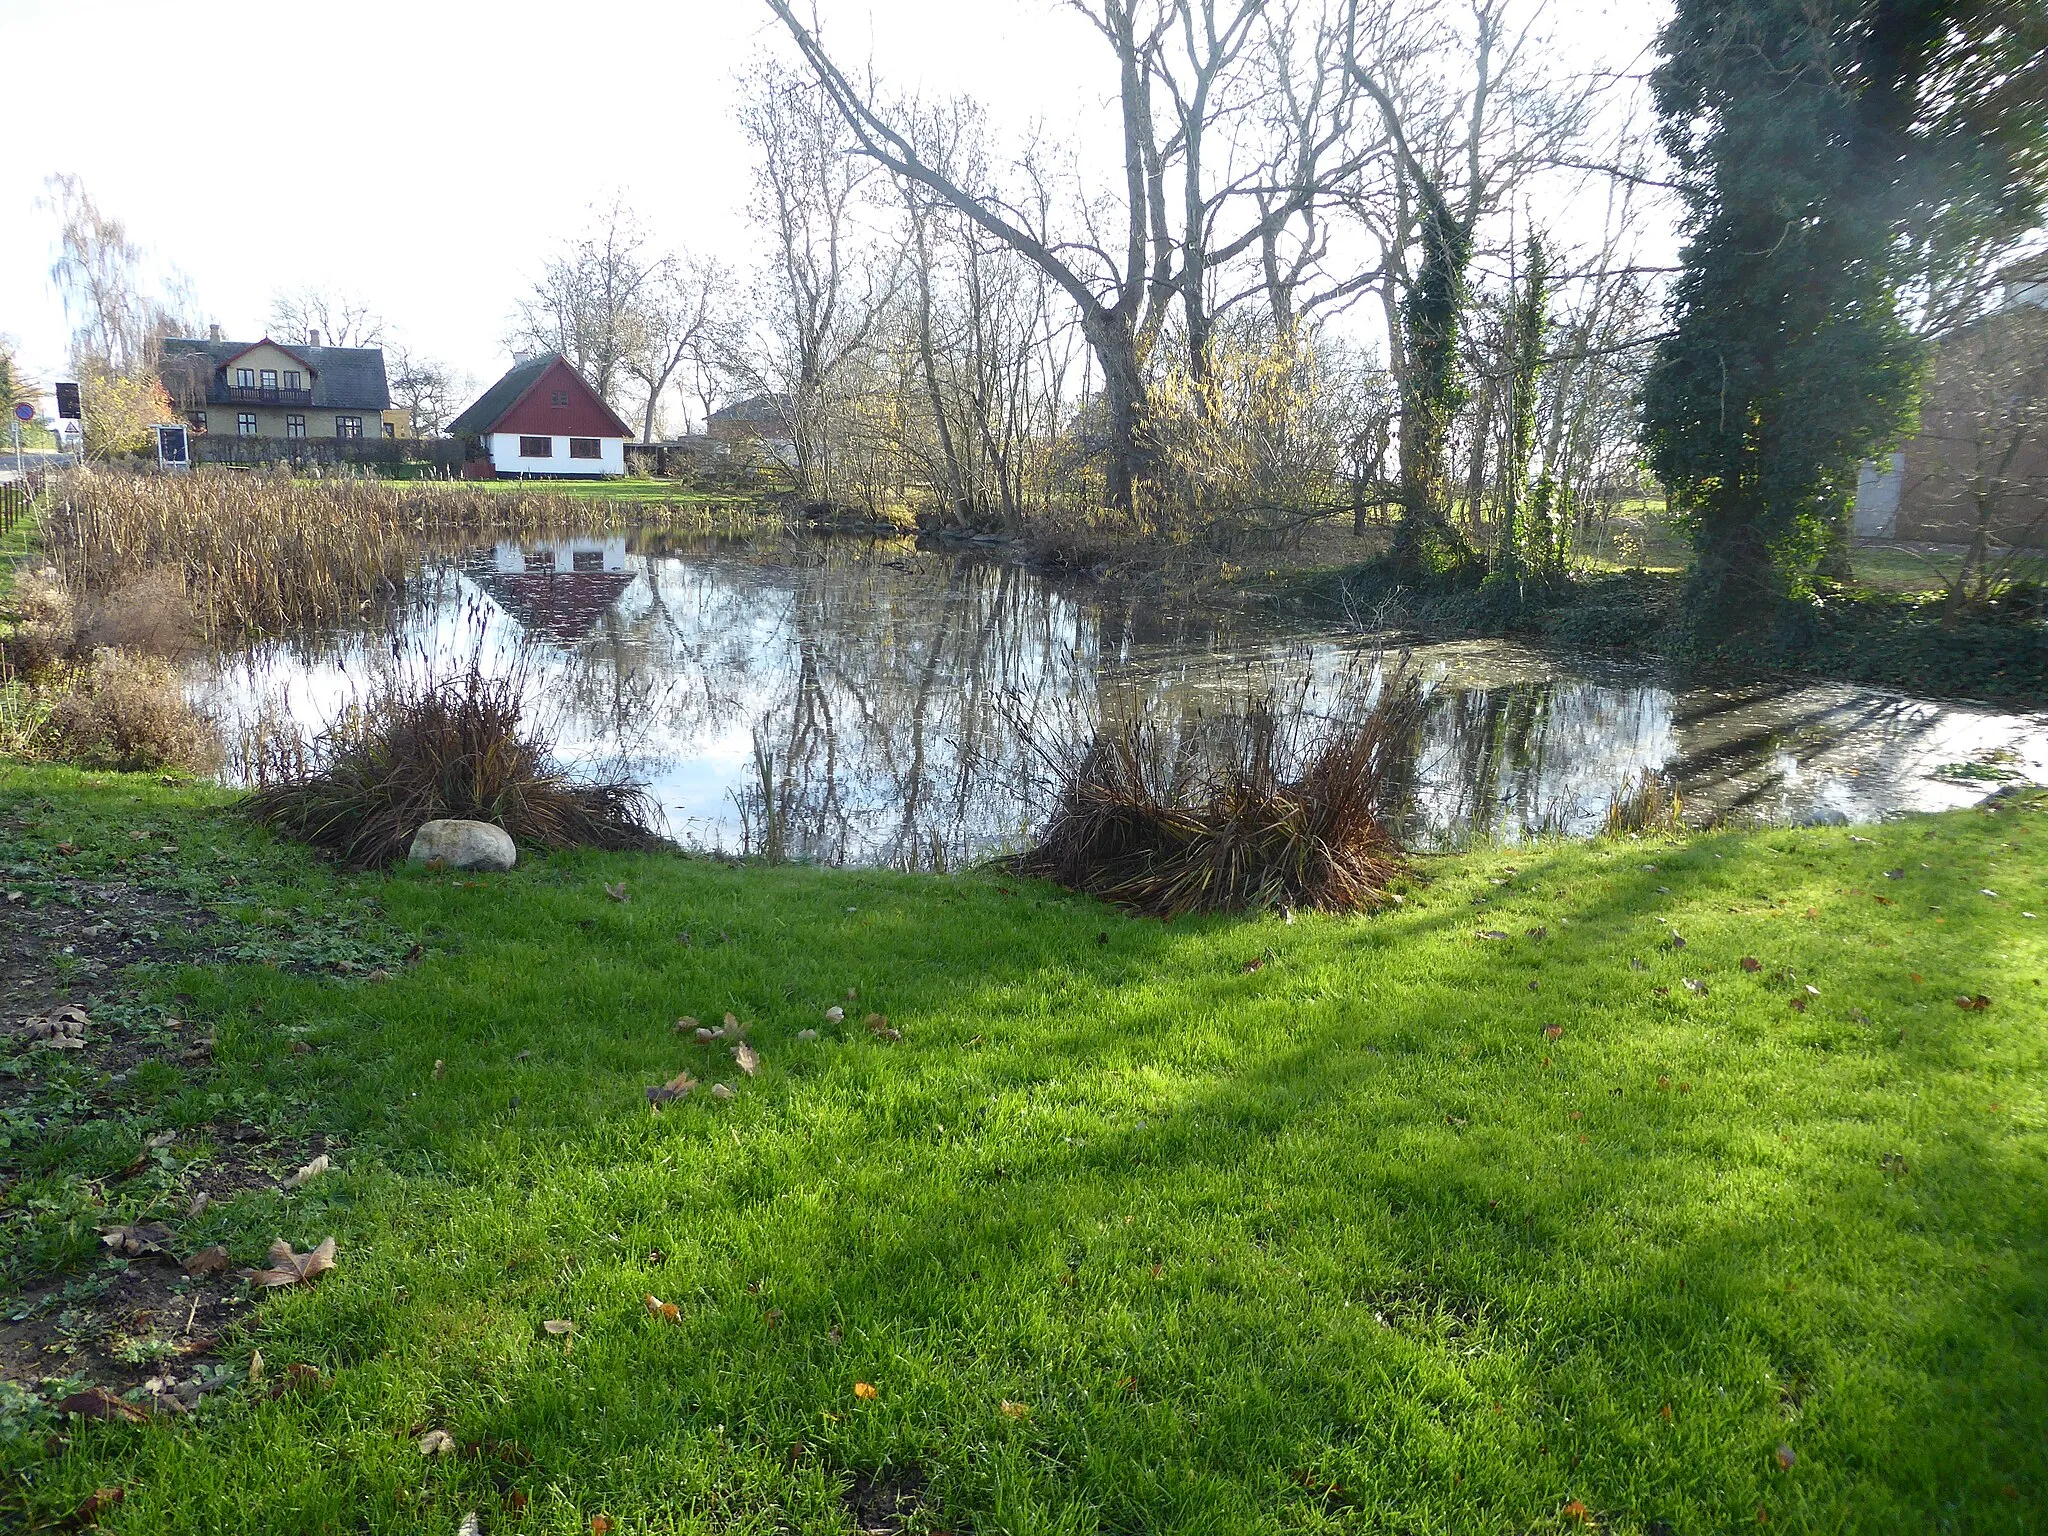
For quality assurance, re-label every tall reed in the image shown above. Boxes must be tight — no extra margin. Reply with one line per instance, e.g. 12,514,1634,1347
41,468,772,641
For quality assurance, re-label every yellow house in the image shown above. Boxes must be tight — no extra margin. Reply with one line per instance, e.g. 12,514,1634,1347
160,330,407,440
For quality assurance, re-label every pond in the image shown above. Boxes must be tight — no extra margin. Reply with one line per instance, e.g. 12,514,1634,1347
192,533,2048,868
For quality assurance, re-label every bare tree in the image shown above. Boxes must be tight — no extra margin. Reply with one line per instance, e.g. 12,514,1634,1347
762,0,1365,516
508,196,663,409
267,288,384,348
739,55,902,500
624,255,732,442
41,173,204,375
386,344,470,437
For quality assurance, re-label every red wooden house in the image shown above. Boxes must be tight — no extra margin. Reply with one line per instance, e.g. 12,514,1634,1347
449,354,634,478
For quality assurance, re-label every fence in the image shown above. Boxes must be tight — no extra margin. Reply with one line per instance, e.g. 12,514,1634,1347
1,476,42,538
189,434,465,474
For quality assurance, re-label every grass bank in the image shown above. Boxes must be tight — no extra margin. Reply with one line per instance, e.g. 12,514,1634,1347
1,764,2044,1533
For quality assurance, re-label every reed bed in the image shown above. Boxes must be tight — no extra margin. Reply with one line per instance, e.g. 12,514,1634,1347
40,468,773,641
244,656,664,868
1017,666,1424,916
1603,766,1685,836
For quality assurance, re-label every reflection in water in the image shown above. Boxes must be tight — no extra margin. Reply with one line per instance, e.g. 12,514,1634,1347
193,536,2048,867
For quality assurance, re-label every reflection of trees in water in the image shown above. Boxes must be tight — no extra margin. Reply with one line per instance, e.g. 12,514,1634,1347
200,539,2047,861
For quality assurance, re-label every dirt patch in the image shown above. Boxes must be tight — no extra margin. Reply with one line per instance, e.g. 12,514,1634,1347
844,1466,938,1535
0,869,341,1407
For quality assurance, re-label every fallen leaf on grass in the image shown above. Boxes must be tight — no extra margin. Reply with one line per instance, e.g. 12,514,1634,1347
1526,926,1547,940
1682,978,1709,996
603,883,629,903
69,1486,126,1524
733,1043,760,1077
853,1381,879,1400
183,1245,230,1277
1789,996,1808,1012
592,1518,615,1535
56,1388,148,1424
825,1006,844,1023
1562,1500,1591,1523
1669,932,1687,950
543,1320,575,1336
709,1083,736,1102
1543,1024,1564,1041
645,1294,681,1323
1741,956,1762,972
1956,994,1992,1011
101,1222,173,1259
1477,929,1509,941
797,1028,819,1041
646,1072,696,1105
271,1363,321,1398
248,1351,264,1384
283,1154,330,1189
865,1013,902,1042
674,1015,701,1034
419,1429,455,1456
456,1514,482,1536
999,1399,1031,1419
244,1236,336,1288
433,1059,445,1080
1241,956,1265,973
1775,1443,1797,1469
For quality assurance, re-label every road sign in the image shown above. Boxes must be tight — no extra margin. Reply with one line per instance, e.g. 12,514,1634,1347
10,403,31,423
55,382,80,420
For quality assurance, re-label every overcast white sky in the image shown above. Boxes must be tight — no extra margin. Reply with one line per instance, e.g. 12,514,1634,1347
0,0,1666,414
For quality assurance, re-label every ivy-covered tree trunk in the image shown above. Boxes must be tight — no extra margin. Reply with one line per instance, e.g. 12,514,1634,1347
1390,191,1478,578
1494,235,1551,587
1645,0,2048,648
1642,0,1923,649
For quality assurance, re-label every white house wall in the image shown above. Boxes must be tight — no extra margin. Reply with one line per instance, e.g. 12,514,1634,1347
487,432,626,477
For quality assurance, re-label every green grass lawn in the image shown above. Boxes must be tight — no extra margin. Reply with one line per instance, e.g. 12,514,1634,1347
2,765,2045,1533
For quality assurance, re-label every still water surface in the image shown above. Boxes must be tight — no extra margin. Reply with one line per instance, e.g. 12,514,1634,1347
191,534,2048,867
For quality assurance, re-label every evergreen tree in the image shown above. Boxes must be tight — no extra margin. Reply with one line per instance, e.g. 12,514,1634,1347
1642,0,2048,646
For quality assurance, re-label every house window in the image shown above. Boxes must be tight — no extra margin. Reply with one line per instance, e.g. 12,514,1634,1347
282,371,301,390
260,369,278,390
192,412,207,433
551,390,569,407
519,435,553,458
383,420,396,439
285,414,306,439
236,368,254,388
237,413,258,436
335,415,363,439
568,437,602,460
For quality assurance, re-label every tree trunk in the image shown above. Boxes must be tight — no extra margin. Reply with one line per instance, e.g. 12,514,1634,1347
1081,307,1154,516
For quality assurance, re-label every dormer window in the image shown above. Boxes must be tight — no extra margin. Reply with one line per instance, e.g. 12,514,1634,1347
551,390,569,407
282,371,301,390
236,368,254,388
260,369,278,389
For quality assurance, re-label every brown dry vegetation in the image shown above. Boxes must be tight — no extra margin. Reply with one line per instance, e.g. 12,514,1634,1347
1018,670,1423,915
39,468,770,641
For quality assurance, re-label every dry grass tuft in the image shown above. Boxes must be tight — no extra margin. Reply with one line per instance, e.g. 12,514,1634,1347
1603,768,1684,836
34,652,220,774
244,660,665,868
1018,666,1422,916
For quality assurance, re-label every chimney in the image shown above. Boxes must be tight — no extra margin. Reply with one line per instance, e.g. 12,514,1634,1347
207,322,222,342
308,329,321,348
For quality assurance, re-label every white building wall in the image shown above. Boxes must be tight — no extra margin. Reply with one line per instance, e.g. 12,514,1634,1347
1852,452,1905,538
487,432,626,477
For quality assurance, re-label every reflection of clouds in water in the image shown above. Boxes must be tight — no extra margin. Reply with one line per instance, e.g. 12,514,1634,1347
193,541,2048,865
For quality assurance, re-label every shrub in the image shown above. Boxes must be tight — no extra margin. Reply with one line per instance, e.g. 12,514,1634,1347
1017,667,1421,916
37,652,219,773
244,661,664,868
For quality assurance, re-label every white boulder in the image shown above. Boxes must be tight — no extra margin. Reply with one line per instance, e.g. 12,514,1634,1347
409,819,517,872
